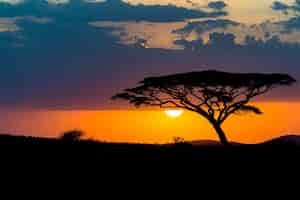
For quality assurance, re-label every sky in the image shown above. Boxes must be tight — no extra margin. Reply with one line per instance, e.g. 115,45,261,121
0,0,300,143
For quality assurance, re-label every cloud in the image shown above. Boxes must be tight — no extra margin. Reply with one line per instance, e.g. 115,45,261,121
174,38,204,51
0,0,226,22
84,0,106,2
0,0,24,5
0,18,19,32
0,0,106,4
175,31,299,53
173,18,300,46
208,1,227,10
46,0,70,4
173,19,239,36
89,21,186,49
271,0,300,13
89,19,240,50
45,0,106,4
123,0,205,9
0,0,228,50
270,1,300,32
0,16,52,33
0,16,52,49
272,1,290,11
90,17,300,50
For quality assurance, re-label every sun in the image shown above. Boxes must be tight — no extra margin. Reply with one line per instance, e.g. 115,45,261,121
164,109,184,118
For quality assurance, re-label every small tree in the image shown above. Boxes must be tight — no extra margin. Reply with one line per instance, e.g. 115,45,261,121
173,136,186,144
59,130,84,141
112,70,296,146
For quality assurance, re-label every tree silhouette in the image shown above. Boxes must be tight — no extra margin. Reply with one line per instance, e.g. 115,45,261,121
112,70,296,146
59,130,84,141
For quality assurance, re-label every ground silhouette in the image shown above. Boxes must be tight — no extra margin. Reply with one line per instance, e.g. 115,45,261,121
1,133,299,165
1,133,298,193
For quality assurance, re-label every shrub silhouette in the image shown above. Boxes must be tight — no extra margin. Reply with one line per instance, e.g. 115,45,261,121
112,70,296,146
59,130,84,141
173,137,186,144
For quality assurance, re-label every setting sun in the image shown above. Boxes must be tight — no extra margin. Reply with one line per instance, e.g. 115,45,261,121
164,109,184,118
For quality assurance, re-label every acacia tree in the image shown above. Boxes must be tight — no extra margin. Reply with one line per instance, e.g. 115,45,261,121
112,70,296,145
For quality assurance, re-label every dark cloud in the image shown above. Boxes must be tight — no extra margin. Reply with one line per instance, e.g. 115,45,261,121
0,0,226,22
271,1,300,32
208,1,227,10
277,16,300,31
175,32,236,50
207,32,236,46
172,17,300,46
272,0,300,14
272,1,290,11
173,19,239,35
176,32,291,51
174,38,204,51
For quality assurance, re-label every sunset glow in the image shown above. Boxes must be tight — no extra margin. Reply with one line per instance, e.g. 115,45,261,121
164,109,183,118
0,102,299,144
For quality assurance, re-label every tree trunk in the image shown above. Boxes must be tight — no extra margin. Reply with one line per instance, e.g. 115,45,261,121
212,122,230,146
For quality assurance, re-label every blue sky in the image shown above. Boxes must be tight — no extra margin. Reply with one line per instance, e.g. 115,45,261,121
0,0,300,109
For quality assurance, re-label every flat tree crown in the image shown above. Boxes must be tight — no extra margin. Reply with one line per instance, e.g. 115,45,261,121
140,70,295,88
113,70,296,109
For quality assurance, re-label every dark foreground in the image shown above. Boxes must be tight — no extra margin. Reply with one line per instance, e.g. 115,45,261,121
0,134,297,197
1,134,300,188
1,134,300,165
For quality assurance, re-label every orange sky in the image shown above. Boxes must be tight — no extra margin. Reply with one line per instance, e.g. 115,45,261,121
0,101,299,144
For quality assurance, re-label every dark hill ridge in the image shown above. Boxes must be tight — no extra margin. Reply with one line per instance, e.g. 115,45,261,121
189,135,300,146
189,140,243,146
1,133,300,145
1,133,300,146
262,134,300,146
